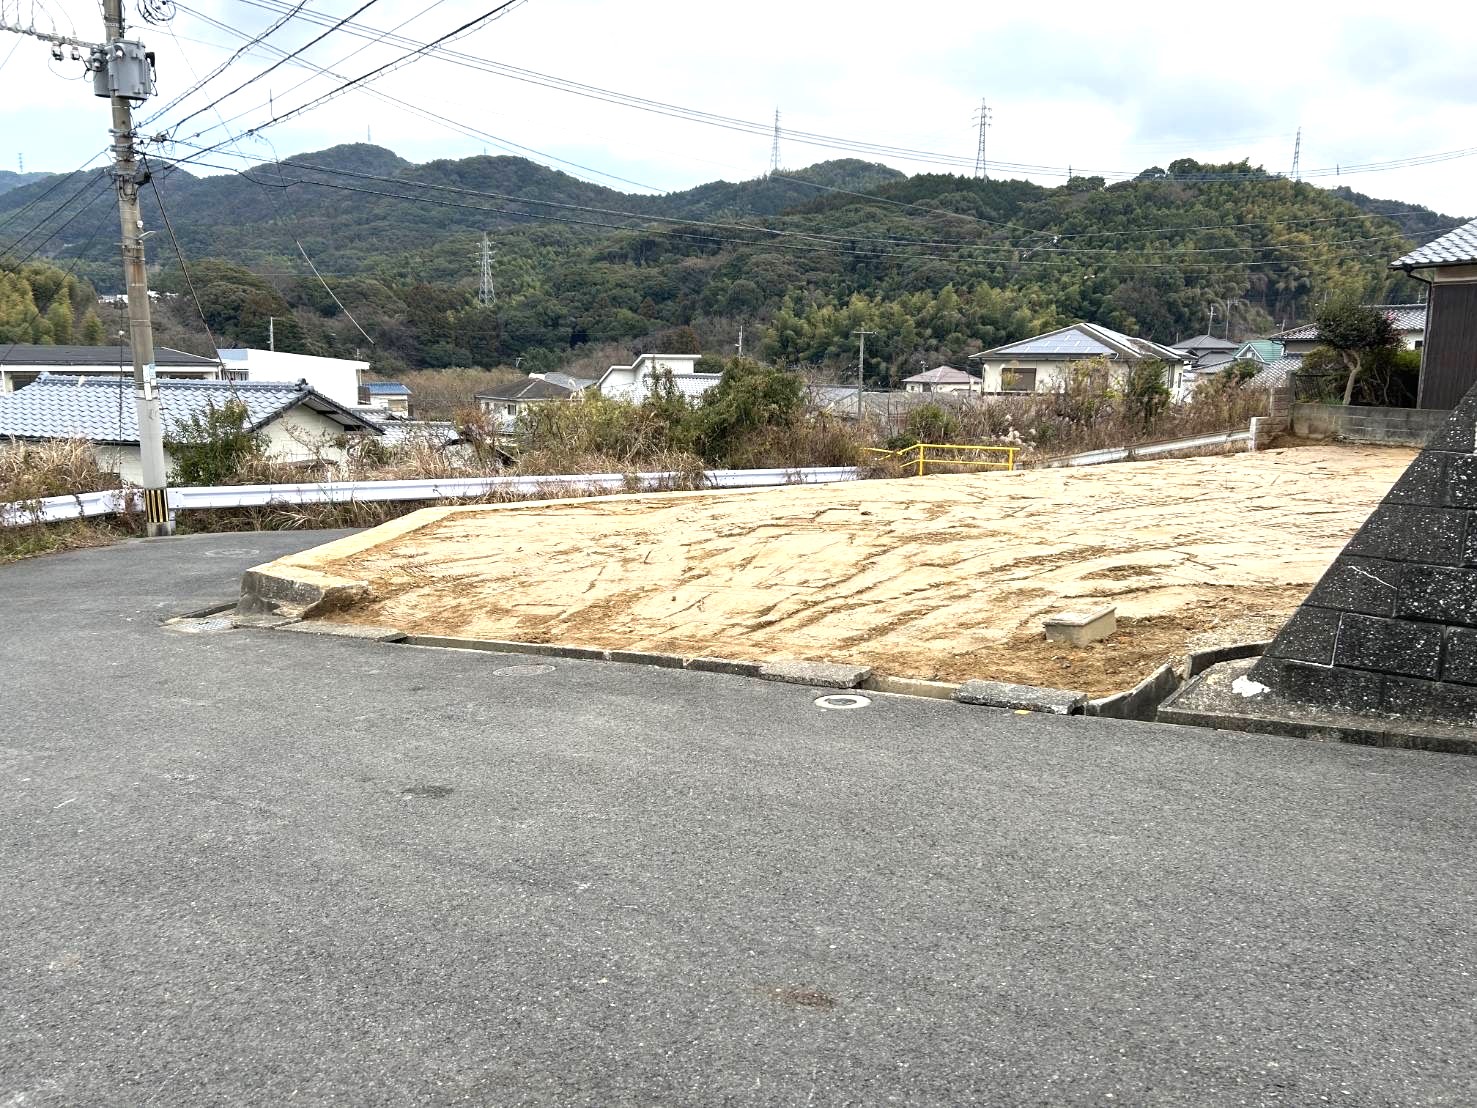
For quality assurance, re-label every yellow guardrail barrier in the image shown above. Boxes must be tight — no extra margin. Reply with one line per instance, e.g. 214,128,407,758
863,442,1018,476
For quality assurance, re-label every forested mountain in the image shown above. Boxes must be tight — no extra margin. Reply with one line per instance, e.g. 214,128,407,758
0,146,1464,381
0,170,48,196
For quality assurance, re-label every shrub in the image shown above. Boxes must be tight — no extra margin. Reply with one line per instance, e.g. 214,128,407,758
166,400,266,486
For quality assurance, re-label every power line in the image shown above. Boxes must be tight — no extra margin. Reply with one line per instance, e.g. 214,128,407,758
174,0,1477,184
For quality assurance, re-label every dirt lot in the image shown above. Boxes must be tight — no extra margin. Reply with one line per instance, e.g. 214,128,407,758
297,445,1414,695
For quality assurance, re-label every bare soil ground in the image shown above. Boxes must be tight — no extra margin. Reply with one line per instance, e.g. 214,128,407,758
306,445,1415,695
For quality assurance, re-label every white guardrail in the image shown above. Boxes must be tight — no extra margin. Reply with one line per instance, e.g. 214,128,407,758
0,467,862,527
1049,427,1252,468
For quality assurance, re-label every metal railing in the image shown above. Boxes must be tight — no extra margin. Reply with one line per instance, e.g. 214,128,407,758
864,442,1019,476
0,466,862,528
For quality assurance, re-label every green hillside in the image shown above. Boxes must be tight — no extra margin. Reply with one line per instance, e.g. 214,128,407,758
0,146,1463,380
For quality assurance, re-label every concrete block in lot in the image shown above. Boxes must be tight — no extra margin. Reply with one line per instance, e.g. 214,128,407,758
1330,613,1443,680
955,679,1086,714
1042,605,1116,647
758,660,871,688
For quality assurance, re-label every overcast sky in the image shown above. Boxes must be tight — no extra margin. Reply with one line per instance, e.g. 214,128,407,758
2,0,1474,216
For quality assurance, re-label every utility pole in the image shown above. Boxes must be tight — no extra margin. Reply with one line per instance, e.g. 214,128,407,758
268,316,276,352
973,98,992,179
478,231,496,306
853,328,875,421
770,108,781,175
734,324,744,358
100,0,172,535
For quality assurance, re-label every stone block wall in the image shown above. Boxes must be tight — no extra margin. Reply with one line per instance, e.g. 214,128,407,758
1251,387,1477,724
1292,403,1453,446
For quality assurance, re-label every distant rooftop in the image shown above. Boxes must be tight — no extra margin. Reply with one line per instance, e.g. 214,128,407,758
364,381,412,396
974,322,1183,363
0,343,219,368
1272,304,1426,343
1172,334,1239,354
0,375,377,444
903,366,978,385
1391,217,1477,269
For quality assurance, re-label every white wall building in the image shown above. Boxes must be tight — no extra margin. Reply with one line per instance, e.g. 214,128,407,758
969,323,1186,395
594,354,722,402
902,366,981,394
0,343,222,393
217,348,366,409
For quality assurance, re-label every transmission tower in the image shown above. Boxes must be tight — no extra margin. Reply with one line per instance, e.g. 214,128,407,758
973,98,992,179
1290,127,1301,182
478,231,496,306
770,108,781,174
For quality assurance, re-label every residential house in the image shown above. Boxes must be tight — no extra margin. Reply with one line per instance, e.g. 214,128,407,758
969,323,1186,395
217,348,367,409
476,372,595,431
594,354,721,402
902,366,980,395
0,375,380,484
1271,304,1427,357
1171,334,1239,364
1391,219,1477,409
0,343,222,393
362,381,412,417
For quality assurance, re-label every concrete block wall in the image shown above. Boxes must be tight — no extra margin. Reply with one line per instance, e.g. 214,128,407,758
1251,388,1477,724
1292,403,1453,446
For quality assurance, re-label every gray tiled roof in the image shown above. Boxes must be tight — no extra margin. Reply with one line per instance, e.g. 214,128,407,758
1391,217,1477,269
903,366,978,384
0,343,219,367
975,322,1183,363
1272,304,1426,343
1172,334,1239,354
0,375,378,444
1247,356,1304,390
476,376,579,402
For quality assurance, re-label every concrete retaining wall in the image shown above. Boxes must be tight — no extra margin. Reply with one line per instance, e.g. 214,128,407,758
1292,403,1453,446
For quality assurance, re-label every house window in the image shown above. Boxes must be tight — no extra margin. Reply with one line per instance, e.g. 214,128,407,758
1001,368,1036,392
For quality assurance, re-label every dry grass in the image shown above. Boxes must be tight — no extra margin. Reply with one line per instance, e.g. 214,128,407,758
364,367,522,420
0,439,134,562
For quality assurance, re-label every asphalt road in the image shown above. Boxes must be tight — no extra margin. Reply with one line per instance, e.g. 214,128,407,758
2,530,1475,1107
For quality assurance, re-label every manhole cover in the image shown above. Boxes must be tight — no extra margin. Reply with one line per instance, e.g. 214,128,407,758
167,616,234,634
814,693,871,710
201,548,261,558
492,663,556,677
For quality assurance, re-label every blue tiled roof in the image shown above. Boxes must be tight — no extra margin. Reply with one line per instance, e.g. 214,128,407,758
364,381,412,395
0,375,378,444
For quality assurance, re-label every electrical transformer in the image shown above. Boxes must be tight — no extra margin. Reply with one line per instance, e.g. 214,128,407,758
91,41,154,101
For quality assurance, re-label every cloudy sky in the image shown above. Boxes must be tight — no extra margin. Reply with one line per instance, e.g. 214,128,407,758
2,0,1474,215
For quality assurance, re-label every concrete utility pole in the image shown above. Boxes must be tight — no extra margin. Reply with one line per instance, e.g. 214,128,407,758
853,328,875,421
268,316,276,351
100,0,172,534
735,325,744,358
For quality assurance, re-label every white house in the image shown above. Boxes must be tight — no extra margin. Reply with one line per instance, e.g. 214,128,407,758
0,375,380,484
216,348,367,409
0,343,223,394
476,371,596,430
362,381,412,416
902,366,981,395
969,323,1186,395
594,353,722,402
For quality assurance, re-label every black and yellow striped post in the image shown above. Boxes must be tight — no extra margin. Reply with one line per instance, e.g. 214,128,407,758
142,486,171,530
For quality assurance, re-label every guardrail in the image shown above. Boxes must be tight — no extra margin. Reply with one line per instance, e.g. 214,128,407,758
1,466,862,528
864,442,1019,476
1043,427,1251,468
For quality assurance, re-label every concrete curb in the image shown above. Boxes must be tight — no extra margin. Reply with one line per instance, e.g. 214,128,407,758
237,565,369,620
284,622,407,643
955,679,1087,714
861,675,961,700
1086,663,1179,720
1184,639,1270,679
758,661,872,689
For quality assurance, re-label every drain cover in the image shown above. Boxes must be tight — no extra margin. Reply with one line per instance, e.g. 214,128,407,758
492,663,556,677
814,693,871,710
167,616,234,634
